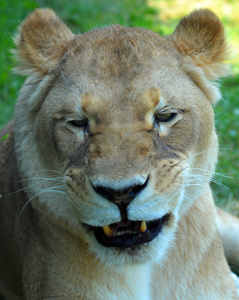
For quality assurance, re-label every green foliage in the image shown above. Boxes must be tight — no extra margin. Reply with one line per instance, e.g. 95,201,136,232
0,134,9,141
0,0,238,214
37,0,160,32
213,76,239,211
0,0,39,127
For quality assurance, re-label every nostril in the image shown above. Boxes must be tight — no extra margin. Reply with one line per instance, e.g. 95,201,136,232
127,177,149,199
94,186,114,202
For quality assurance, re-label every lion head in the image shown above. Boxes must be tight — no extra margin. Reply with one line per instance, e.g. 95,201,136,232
13,9,229,266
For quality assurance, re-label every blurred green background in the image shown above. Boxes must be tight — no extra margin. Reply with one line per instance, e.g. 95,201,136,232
0,0,238,215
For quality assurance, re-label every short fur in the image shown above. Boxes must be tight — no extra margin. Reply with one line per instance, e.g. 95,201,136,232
0,8,238,299
216,208,239,268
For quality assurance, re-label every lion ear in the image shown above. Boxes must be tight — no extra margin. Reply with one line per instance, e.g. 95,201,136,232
14,8,74,76
170,9,230,81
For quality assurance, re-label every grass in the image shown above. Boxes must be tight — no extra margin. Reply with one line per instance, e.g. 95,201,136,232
0,0,238,216
214,77,239,212
0,0,39,127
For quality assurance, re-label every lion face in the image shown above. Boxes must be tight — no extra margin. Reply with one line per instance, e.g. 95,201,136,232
14,9,229,266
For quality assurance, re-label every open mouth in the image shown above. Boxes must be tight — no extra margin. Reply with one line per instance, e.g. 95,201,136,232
93,214,171,248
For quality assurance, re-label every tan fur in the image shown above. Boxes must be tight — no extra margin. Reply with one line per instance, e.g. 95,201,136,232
0,8,238,299
216,208,239,268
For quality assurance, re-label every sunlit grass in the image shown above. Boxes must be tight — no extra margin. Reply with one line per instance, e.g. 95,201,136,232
148,0,239,73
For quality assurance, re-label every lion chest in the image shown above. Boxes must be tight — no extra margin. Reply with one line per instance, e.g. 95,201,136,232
40,244,152,300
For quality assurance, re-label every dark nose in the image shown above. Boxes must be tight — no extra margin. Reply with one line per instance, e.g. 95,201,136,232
93,178,149,219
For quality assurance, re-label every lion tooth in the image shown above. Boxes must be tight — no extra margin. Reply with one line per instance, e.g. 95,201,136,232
103,225,114,237
139,221,147,233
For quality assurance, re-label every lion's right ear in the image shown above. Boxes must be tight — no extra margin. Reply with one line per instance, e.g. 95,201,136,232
14,8,74,76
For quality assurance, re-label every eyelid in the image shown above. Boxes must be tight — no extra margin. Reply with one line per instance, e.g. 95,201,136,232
156,107,185,114
68,119,88,128
62,118,88,133
155,112,177,123
158,106,178,113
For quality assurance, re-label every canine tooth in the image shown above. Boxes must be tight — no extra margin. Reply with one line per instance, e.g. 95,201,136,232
139,221,147,233
103,225,114,237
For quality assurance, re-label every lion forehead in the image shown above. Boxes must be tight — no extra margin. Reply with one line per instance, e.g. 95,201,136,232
62,26,181,84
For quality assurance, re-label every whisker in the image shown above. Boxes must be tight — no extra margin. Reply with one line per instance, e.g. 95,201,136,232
183,184,207,188
187,172,229,190
174,233,188,239
190,168,233,179
16,176,65,183
8,178,65,197
37,169,64,175
16,188,66,225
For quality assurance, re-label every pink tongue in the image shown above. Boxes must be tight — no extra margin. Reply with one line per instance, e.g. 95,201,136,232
116,220,132,228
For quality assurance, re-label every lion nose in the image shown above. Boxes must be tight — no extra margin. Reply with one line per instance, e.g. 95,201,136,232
92,177,149,219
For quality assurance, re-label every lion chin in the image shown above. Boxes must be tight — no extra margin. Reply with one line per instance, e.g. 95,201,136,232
85,213,175,267
0,7,238,300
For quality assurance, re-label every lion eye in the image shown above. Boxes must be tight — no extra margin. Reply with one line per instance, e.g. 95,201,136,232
155,113,177,123
68,119,88,128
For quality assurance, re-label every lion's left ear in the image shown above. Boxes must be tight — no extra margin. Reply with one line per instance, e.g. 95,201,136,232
170,9,230,80
14,8,74,76
169,9,230,102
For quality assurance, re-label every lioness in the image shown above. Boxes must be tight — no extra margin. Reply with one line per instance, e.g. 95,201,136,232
0,8,238,300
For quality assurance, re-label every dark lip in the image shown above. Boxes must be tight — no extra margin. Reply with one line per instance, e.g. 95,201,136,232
92,214,171,248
